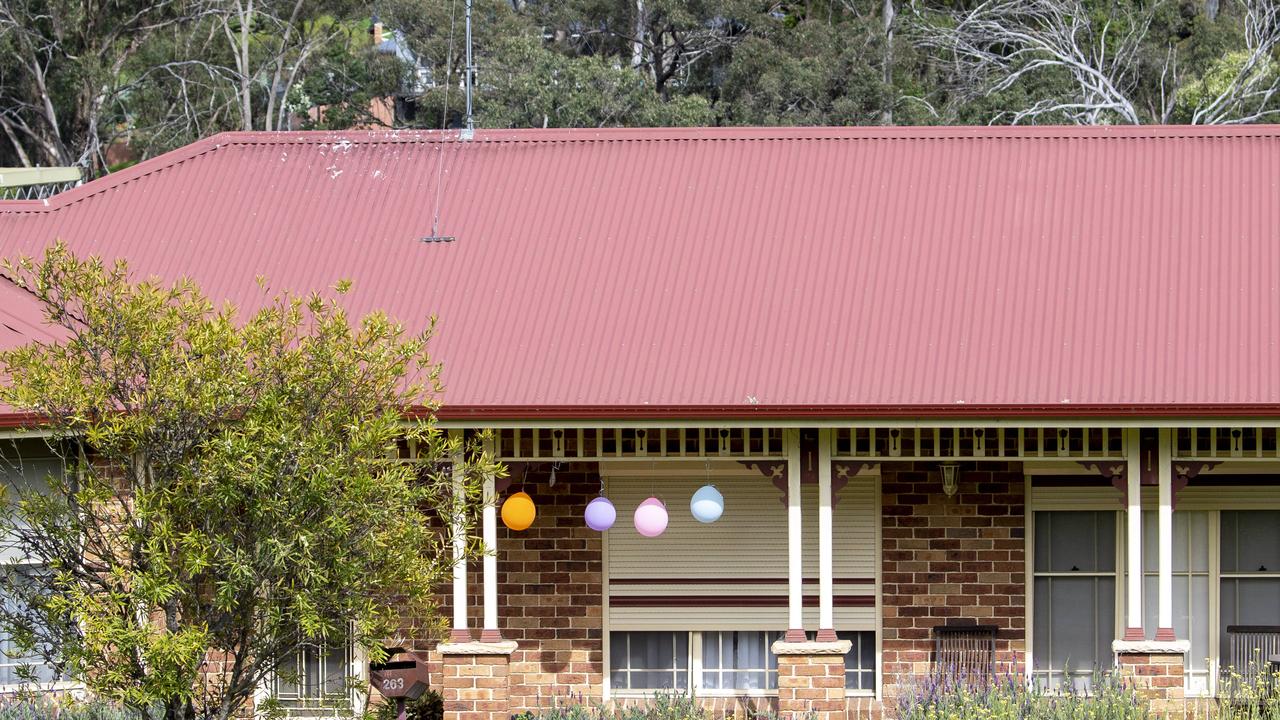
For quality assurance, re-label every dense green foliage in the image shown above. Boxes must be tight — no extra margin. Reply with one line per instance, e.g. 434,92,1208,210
2,0,1278,174
370,691,444,720
0,245,494,720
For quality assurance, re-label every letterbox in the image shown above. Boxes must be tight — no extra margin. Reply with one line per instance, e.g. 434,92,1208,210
369,647,431,701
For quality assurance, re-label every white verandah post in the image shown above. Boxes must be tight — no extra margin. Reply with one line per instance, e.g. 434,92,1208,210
785,429,805,641
481,434,501,642
450,429,470,642
1123,428,1144,641
1156,428,1176,641
817,428,836,642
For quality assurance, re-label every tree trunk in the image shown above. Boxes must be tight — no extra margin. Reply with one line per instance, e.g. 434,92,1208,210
1205,0,1220,20
238,1,254,131
881,0,895,124
632,0,647,69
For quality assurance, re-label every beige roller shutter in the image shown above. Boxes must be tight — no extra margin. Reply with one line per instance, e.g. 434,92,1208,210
603,461,877,631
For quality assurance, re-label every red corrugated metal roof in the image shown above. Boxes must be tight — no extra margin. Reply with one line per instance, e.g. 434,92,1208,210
0,279,61,347
2,125,1280,420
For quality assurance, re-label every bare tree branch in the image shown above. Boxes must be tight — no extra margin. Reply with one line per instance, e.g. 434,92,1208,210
912,0,1150,124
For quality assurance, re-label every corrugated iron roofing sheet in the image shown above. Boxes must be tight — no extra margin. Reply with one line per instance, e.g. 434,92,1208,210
2,125,1279,419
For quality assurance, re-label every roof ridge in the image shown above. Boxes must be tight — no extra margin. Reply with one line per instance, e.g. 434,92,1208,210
208,124,1280,145
5,123,1280,216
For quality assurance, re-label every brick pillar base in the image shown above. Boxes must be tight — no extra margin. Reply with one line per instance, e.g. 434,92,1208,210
1113,641,1189,716
439,640,518,720
772,638,851,720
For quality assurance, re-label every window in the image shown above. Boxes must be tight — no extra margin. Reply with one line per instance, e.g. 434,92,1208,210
271,640,356,717
1219,510,1280,670
1141,510,1211,693
610,632,688,691
1032,511,1117,690
1,568,58,687
609,630,877,694
1,449,63,689
843,632,877,692
701,632,779,691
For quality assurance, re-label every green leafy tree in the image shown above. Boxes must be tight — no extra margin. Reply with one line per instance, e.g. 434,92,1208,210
473,37,713,127
716,16,892,126
0,245,494,720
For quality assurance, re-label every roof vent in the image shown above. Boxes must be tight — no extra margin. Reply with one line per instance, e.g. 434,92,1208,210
420,235,456,243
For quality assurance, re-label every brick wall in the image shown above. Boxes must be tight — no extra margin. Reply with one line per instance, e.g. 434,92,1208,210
441,652,513,720
500,464,604,711
880,461,1027,697
427,463,605,714
776,653,847,720
1116,653,1186,715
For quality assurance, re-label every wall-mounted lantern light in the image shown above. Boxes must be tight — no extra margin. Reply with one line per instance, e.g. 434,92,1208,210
940,463,961,498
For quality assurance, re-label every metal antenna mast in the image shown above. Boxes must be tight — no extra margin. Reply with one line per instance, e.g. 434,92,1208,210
462,0,475,139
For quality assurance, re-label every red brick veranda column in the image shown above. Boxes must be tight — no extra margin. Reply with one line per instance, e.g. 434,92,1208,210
439,640,518,720
1112,640,1189,716
772,637,851,720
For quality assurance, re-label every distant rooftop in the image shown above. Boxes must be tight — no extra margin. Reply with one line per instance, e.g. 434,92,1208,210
0,167,81,200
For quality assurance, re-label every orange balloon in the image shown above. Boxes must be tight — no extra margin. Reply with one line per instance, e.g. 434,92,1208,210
501,491,536,531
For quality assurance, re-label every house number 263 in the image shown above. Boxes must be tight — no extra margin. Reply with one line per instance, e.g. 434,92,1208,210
382,678,405,691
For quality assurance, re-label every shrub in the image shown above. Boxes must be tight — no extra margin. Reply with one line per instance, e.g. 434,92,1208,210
368,691,443,720
513,692,709,720
1216,659,1280,720
0,695,138,720
897,671,1150,720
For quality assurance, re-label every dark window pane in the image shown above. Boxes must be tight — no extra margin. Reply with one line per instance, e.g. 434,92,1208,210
1035,511,1115,572
1221,511,1280,573
609,632,688,690
1033,572,1114,684
842,631,877,691
1220,578,1280,662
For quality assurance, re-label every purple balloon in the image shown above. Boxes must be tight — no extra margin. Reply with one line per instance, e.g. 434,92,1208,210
633,496,669,538
585,496,616,531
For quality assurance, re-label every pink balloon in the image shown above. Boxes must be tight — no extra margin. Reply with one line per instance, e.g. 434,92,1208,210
633,496,669,537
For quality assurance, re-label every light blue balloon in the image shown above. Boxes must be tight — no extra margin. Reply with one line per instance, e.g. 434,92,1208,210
690,484,724,523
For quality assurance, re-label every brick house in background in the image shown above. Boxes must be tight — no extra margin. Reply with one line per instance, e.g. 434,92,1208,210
3,126,1280,719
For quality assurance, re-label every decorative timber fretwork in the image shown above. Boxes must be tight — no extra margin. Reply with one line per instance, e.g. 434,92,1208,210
1171,461,1220,509
1174,427,1280,460
490,426,1134,462
831,427,1125,461
739,458,875,508
739,460,791,507
495,427,786,461
1077,460,1128,505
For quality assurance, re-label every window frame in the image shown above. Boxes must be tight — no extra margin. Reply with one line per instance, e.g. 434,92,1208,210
608,630,691,694
1216,509,1280,691
261,634,366,719
606,630,878,700
1029,509,1123,690
697,631,780,694
1028,480,1280,700
1138,509,1214,695
0,446,80,694
0,559,81,693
